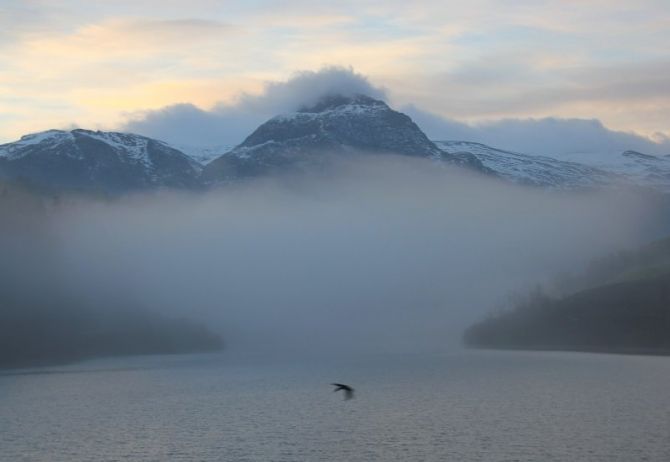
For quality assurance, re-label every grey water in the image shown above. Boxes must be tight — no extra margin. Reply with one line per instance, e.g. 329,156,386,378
1,350,669,462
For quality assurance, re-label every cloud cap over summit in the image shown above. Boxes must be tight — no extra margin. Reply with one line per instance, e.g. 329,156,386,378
123,67,386,146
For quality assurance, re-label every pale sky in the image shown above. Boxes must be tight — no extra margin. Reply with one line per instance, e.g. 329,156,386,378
1,0,669,150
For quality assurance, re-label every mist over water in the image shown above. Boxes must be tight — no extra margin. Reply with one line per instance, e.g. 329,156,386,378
5,155,652,358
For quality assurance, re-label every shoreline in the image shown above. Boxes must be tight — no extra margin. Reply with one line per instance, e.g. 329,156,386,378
465,344,670,357
0,347,224,374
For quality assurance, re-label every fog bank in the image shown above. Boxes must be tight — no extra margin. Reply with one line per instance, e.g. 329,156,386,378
17,156,655,358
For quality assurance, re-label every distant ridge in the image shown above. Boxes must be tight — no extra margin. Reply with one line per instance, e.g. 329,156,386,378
2,96,670,194
435,140,617,190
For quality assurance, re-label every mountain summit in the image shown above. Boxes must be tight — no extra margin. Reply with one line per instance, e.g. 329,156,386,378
203,94,487,181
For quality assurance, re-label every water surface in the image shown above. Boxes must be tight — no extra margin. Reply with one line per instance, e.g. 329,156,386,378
1,350,669,461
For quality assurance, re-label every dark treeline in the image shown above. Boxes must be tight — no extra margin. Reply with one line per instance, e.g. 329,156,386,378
465,236,670,354
0,299,223,369
0,182,223,369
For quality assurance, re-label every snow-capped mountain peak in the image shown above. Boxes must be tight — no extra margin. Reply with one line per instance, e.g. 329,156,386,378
203,94,487,181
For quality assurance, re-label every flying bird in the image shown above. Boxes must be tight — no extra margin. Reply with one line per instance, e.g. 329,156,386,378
332,383,354,400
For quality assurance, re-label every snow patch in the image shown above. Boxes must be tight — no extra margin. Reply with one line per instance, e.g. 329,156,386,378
173,144,233,165
76,130,153,169
272,101,386,123
0,130,74,160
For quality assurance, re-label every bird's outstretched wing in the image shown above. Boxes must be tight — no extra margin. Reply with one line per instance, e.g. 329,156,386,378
331,383,355,399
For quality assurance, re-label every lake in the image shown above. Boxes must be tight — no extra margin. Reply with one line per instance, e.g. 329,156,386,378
1,350,669,461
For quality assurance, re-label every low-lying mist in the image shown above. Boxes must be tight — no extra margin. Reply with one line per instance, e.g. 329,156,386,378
3,155,667,360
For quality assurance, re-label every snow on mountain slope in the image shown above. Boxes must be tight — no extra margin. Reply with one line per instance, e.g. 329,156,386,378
0,129,203,193
436,141,670,192
172,144,233,165
555,150,670,192
0,130,76,160
435,141,618,189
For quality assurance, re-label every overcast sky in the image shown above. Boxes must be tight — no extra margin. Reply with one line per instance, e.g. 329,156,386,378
1,0,669,154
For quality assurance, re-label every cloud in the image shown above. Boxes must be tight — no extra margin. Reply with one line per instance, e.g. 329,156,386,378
230,66,386,113
3,1,670,144
403,105,670,157
123,103,259,147
122,64,670,158
0,1,61,47
392,55,670,139
16,17,234,61
99,18,234,49
122,66,386,146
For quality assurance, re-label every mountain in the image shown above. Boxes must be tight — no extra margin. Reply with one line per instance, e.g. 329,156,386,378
435,141,619,190
2,98,669,194
561,150,670,193
200,94,670,190
436,141,670,192
203,95,489,182
0,129,202,193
